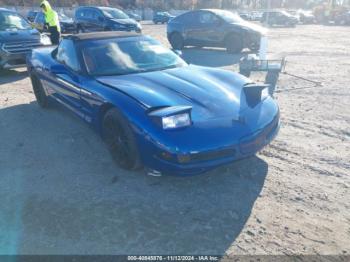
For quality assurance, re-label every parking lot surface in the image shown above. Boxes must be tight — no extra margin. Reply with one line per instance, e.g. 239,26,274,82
0,23,349,255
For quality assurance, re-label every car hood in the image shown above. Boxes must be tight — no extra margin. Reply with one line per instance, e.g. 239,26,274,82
0,29,40,42
232,21,267,35
109,18,138,25
97,65,250,121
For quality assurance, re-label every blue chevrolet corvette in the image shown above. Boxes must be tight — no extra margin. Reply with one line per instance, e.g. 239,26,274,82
27,31,280,176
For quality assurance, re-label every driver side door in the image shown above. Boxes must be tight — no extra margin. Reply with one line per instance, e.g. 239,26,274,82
192,11,222,45
46,39,84,118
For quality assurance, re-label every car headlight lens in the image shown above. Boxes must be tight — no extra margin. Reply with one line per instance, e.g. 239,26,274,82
40,34,51,45
162,113,191,130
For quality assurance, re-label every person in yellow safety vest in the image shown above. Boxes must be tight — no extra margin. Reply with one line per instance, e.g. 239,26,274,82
40,0,61,45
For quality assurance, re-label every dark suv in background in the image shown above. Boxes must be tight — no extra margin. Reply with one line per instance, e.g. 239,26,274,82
75,6,142,33
153,12,175,24
0,8,50,70
167,9,265,53
261,11,298,27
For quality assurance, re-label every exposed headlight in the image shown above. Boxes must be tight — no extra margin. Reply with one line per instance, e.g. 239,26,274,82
162,113,191,130
40,34,51,45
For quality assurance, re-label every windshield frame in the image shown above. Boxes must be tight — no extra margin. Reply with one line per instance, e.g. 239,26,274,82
212,10,244,24
78,36,187,77
0,11,32,31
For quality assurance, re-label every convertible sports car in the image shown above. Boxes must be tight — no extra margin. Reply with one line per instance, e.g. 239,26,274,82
27,32,280,176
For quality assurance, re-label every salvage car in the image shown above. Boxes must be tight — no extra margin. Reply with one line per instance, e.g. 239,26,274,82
261,11,298,27
0,8,51,70
27,32,280,176
74,6,142,33
167,9,266,53
153,12,175,24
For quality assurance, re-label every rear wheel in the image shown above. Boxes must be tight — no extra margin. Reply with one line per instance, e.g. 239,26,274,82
170,32,184,50
30,74,49,108
103,108,141,170
225,34,243,54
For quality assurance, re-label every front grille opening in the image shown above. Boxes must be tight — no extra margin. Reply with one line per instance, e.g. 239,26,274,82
8,59,26,65
3,41,42,54
185,148,236,163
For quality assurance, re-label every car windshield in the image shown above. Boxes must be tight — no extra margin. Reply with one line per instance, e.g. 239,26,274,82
0,11,31,31
214,10,243,23
101,8,129,19
81,37,187,76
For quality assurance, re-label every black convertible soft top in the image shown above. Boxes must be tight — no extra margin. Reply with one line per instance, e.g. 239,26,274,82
65,31,141,41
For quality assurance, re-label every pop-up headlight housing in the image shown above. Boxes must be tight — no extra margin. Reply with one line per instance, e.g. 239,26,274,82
243,83,270,108
148,106,192,130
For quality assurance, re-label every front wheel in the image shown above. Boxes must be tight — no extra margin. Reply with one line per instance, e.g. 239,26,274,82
103,108,141,170
169,32,184,50
30,74,49,108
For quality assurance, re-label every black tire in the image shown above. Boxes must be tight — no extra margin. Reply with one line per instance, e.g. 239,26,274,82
103,108,141,170
225,34,243,54
30,74,49,108
169,32,184,50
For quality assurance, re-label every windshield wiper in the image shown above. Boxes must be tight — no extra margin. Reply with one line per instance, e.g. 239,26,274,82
138,64,180,74
92,64,181,77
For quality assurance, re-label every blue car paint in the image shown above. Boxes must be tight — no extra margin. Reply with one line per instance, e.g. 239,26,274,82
27,36,280,176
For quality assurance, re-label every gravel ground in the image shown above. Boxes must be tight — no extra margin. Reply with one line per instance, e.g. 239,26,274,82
0,22,349,256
